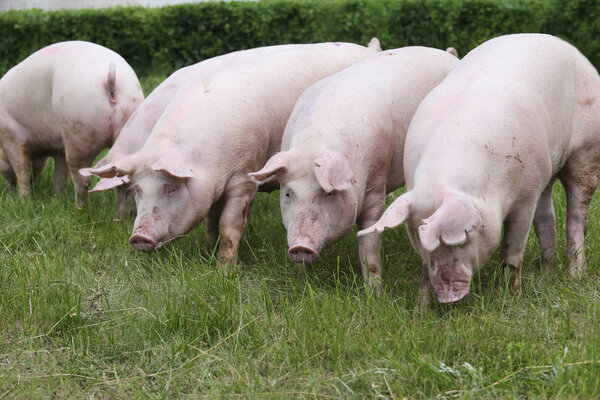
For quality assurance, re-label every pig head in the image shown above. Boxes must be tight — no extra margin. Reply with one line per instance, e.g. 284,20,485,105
359,191,499,303
250,150,359,264
91,150,213,252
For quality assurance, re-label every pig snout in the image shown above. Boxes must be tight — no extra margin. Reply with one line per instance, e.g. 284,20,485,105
288,244,318,264
129,233,157,252
429,264,471,303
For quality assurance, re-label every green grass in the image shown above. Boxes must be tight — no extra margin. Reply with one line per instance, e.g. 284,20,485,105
1,75,600,399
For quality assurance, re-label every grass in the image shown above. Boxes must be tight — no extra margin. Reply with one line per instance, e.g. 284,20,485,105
1,75,600,399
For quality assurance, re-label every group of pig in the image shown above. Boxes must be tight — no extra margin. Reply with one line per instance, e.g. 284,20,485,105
1,33,599,308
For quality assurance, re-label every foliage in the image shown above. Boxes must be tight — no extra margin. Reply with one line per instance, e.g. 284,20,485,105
0,0,598,77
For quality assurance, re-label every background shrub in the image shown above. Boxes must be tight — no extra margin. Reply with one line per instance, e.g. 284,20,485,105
0,0,597,77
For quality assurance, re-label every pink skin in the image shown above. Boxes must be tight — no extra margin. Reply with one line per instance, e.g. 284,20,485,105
83,43,302,219
250,47,459,287
0,41,143,205
359,33,600,307
93,41,381,263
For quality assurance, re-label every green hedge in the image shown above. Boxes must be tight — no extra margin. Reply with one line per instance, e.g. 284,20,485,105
0,0,598,77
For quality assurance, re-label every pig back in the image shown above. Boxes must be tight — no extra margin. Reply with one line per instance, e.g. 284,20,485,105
280,46,458,192
0,41,142,149
144,42,379,178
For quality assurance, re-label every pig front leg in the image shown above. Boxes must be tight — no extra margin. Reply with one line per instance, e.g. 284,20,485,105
500,198,538,294
356,188,386,292
417,263,433,313
52,154,68,193
205,199,225,252
533,181,557,270
216,176,257,266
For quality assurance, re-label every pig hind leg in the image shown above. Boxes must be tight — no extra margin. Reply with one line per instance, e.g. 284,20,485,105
500,196,538,293
533,180,557,270
3,143,33,196
558,153,600,277
356,188,386,292
216,177,257,265
65,153,94,207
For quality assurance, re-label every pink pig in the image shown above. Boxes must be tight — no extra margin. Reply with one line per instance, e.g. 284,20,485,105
0,41,143,204
82,44,297,219
359,34,600,307
90,40,381,263
249,47,458,288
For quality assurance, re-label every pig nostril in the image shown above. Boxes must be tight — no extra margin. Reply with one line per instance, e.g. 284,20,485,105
129,234,157,252
288,245,317,264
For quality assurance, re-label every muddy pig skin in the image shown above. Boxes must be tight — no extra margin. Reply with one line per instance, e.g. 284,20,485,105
249,47,458,289
91,39,381,263
359,33,600,307
82,44,294,220
0,41,143,204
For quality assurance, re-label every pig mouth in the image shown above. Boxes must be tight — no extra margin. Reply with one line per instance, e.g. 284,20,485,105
434,283,470,303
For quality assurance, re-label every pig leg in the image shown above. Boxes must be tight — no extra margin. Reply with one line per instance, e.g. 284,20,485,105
559,161,598,277
52,154,68,193
206,199,225,252
3,143,32,196
500,199,537,294
64,141,97,206
356,189,386,291
533,181,557,270
0,119,34,196
417,263,433,313
216,177,257,265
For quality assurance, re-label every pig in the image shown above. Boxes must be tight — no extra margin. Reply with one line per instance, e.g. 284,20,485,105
0,41,144,204
90,39,382,263
358,33,600,307
248,47,459,289
82,44,298,219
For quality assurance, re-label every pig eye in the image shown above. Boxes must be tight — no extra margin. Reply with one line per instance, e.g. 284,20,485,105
284,188,293,198
165,184,180,197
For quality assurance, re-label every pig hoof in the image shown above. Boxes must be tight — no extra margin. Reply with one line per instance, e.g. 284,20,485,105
288,245,317,264
129,234,157,252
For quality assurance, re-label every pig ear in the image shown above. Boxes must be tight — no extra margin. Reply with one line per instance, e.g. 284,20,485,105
89,176,130,193
446,47,458,57
79,167,93,177
357,193,412,237
368,37,382,52
314,151,356,193
418,194,481,252
89,157,135,178
248,152,289,185
151,153,193,179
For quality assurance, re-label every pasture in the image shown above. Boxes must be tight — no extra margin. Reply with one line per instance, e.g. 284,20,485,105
1,75,600,399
